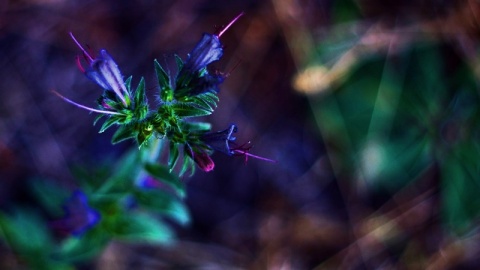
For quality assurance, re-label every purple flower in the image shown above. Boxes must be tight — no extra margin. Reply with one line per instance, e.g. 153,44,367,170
201,124,238,155
181,33,223,75
201,124,276,163
70,32,129,107
185,144,215,172
175,13,244,97
182,13,244,74
55,190,101,237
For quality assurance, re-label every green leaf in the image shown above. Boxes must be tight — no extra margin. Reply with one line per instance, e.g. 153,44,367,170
124,75,133,93
168,142,180,171
180,155,195,177
155,60,174,102
113,213,173,245
193,97,214,111
202,91,219,102
144,163,185,198
134,190,190,226
174,54,184,71
93,114,105,126
132,77,149,120
134,77,146,107
54,231,109,263
111,125,136,144
154,59,170,89
171,103,212,118
187,92,219,111
99,116,118,133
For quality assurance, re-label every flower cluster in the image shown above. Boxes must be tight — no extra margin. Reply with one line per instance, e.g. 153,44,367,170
56,12,274,174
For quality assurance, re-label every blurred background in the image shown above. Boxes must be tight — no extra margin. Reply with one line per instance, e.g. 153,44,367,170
2,0,480,269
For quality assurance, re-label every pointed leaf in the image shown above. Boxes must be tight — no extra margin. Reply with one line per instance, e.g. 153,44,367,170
180,155,195,177
154,59,170,89
144,162,185,197
99,117,118,133
132,78,149,120
191,96,215,111
168,142,180,170
174,54,184,71
124,76,133,93
188,92,219,111
93,114,105,126
111,125,136,144
134,77,146,107
171,103,212,118
155,60,174,102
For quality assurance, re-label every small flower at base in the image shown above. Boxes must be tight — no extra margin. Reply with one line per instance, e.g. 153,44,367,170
53,190,101,237
201,124,276,164
185,145,215,172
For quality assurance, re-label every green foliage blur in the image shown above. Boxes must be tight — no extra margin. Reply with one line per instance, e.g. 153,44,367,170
295,0,480,235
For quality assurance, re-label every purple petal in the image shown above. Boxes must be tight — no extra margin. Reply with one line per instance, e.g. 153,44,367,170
201,124,237,155
184,34,223,73
87,50,128,106
85,69,111,90
60,190,101,236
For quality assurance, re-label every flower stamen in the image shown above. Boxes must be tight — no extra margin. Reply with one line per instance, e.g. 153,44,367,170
231,142,276,164
217,12,244,38
69,32,94,63
52,90,123,115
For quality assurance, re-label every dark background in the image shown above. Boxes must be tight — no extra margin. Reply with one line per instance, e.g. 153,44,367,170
2,0,480,269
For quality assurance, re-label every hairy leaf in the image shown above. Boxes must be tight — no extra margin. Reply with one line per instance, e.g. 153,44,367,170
99,116,119,133
134,77,146,108
171,103,212,118
168,142,180,171
124,76,133,93
111,125,136,144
